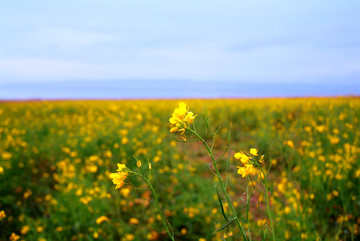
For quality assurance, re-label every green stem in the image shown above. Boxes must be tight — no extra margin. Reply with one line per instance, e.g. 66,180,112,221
259,167,276,241
132,172,175,241
189,129,248,241
246,182,252,241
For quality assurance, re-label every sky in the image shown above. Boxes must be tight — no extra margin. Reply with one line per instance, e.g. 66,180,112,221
0,0,359,99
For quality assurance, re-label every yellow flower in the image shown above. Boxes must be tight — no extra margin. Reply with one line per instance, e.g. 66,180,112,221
125,234,135,240
96,216,110,224
250,148,258,156
36,226,44,232
20,225,30,235
184,112,196,124
55,226,63,232
129,217,139,225
9,233,20,241
284,206,291,214
2,152,12,160
110,163,129,189
169,102,197,135
256,218,267,226
234,151,250,164
120,188,131,197
284,140,294,148
23,190,32,199
87,164,98,173
136,160,142,168
0,210,6,220
237,164,257,178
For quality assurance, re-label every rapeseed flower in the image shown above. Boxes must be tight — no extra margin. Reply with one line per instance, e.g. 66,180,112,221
237,164,257,178
234,148,259,177
234,151,250,164
110,163,129,189
169,102,196,135
250,148,258,156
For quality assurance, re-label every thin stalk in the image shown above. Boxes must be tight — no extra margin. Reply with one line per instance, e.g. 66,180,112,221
246,182,252,241
188,128,248,241
259,166,276,241
132,172,175,241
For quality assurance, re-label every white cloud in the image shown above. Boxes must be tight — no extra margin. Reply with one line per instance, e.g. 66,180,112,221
25,28,117,50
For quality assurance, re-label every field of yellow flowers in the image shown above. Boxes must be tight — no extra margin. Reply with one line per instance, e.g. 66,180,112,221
0,97,359,241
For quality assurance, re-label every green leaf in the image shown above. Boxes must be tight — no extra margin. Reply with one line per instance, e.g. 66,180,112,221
216,186,229,221
212,218,236,235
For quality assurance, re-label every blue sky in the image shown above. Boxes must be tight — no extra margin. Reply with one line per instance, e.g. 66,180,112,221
0,1,359,99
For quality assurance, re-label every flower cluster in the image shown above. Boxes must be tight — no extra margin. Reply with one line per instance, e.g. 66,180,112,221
234,148,261,177
109,163,129,189
169,102,196,137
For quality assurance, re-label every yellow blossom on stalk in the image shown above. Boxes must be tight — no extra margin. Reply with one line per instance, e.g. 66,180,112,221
237,164,257,178
169,102,197,135
234,148,261,178
250,148,258,156
110,163,129,189
234,151,250,164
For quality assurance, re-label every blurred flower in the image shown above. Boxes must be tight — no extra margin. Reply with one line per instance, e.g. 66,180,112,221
0,210,6,220
125,234,135,240
96,216,110,224
55,226,63,232
23,190,32,199
9,233,20,241
129,218,139,225
1,152,12,160
20,225,30,235
284,140,294,148
36,226,44,232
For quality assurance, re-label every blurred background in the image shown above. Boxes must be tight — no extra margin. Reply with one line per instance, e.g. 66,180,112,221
0,0,359,99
